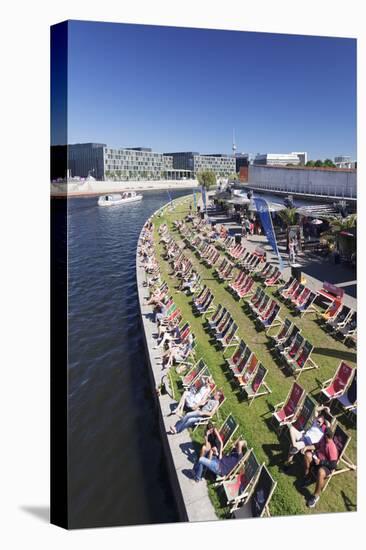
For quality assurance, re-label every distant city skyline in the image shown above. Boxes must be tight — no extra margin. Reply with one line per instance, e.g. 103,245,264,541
55,21,357,160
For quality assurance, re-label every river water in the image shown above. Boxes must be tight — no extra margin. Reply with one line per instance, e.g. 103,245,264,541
67,189,190,528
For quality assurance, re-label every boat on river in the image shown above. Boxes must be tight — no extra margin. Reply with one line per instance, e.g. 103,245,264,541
98,191,143,206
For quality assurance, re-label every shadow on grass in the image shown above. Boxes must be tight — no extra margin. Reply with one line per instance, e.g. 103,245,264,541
262,442,286,467
340,490,356,511
313,347,356,363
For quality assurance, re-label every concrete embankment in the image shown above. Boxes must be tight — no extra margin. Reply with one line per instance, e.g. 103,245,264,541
136,196,217,523
51,179,199,197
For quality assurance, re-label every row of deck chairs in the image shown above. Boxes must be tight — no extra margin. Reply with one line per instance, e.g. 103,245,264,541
245,287,282,332
214,257,235,281
271,381,356,492
254,262,283,287
228,271,255,300
275,278,318,317
225,339,272,406
180,359,277,516
321,361,357,416
318,301,357,345
182,356,276,516
268,318,318,380
192,285,216,317
204,304,240,350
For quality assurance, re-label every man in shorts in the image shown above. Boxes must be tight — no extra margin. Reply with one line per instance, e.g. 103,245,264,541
285,406,331,465
303,428,339,508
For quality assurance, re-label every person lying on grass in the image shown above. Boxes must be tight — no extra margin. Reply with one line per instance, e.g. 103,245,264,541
173,378,213,417
193,439,247,482
302,428,339,508
284,406,331,466
169,391,223,434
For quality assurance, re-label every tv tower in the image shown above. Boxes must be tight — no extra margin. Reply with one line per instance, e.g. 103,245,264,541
232,128,237,157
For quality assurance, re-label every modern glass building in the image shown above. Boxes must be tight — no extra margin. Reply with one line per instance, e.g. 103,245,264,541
164,152,236,177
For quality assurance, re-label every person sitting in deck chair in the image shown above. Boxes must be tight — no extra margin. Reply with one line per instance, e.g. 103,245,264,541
178,271,198,293
162,334,194,370
193,439,247,482
169,391,224,434
198,422,223,461
302,428,339,508
173,379,212,417
285,406,331,466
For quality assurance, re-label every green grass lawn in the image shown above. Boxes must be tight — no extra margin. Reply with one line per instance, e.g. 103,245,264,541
151,196,357,518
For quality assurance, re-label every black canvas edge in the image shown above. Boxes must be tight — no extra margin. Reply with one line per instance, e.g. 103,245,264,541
50,20,69,529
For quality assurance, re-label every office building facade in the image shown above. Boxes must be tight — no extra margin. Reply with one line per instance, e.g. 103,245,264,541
165,152,236,177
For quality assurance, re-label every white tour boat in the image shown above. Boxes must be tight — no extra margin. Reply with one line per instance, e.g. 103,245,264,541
98,191,143,206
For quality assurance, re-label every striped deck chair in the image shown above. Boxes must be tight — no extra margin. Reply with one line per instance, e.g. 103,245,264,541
286,340,318,380
215,317,234,343
264,269,282,287
181,358,207,388
217,414,239,450
317,299,343,325
282,279,300,302
275,276,295,298
258,303,282,332
274,325,301,357
297,290,318,316
335,370,357,418
321,361,354,402
207,305,225,331
241,364,272,406
218,322,239,349
236,277,254,300
232,465,277,519
220,450,261,512
325,305,352,332
282,333,305,363
286,394,317,436
235,353,258,385
319,424,356,492
230,346,251,375
271,382,305,432
268,318,292,346
226,339,246,369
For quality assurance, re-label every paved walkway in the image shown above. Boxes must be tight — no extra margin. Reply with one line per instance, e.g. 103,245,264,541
136,239,217,522
212,220,357,311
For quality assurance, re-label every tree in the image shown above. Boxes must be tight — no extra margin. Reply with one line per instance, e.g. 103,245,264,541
306,160,315,167
314,160,323,167
323,158,336,168
278,207,298,227
321,214,356,251
228,172,239,181
196,170,217,190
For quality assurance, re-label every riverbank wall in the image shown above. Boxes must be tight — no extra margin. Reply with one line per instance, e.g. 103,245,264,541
51,179,199,197
135,196,217,523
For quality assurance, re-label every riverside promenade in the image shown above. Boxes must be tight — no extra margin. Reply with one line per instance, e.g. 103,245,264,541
51,179,199,197
136,197,217,523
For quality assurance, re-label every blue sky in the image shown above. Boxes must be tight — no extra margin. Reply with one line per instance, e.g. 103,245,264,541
63,20,356,160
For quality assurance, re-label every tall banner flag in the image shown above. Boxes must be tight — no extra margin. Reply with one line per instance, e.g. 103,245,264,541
253,197,284,271
201,186,207,212
193,190,197,210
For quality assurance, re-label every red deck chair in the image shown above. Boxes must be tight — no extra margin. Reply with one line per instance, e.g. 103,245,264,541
272,382,305,430
321,361,354,401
